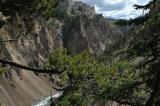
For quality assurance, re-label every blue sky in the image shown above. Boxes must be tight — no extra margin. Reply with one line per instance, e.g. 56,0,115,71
79,0,151,19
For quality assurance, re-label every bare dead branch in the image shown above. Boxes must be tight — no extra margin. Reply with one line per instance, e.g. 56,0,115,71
0,58,62,74
0,39,17,44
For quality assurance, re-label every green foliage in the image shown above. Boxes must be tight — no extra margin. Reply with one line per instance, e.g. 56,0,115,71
121,0,160,105
0,0,59,17
45,49,143,105
34,0,59,17
0,67,7,75
0,0,33,14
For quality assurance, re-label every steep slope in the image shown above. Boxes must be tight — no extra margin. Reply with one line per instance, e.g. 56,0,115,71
0,16,63,106
0,0,123,105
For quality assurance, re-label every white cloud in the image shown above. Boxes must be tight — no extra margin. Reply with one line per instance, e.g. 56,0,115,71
80,0,151,19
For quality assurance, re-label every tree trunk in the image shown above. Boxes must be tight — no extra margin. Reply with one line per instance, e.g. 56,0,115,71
145,63,160,106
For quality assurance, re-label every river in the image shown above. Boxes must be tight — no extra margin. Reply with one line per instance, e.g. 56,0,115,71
33,92,63,106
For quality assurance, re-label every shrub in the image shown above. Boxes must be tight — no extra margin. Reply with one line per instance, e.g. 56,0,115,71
34,0,59,17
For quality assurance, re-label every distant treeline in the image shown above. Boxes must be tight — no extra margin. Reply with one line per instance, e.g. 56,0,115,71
114,15,150,26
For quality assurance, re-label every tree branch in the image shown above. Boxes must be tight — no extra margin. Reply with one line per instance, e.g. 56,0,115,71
0,58,62,74
0,39,17,44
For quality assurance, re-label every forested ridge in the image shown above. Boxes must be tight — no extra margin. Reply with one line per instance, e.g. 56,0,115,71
0,0,160,106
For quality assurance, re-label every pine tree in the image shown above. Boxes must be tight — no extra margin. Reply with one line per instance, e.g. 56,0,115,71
127,0,160,105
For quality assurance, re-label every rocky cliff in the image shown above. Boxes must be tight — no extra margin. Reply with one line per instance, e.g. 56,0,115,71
0,0,123,105
0,15,63,106
55,0,123,55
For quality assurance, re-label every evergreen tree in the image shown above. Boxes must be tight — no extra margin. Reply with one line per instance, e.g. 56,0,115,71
126,0,160,105
42,1,160,106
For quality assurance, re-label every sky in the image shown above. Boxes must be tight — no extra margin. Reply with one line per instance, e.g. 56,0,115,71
79,0,151,19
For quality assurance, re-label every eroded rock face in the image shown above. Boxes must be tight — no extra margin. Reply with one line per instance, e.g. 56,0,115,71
0,0,123,105
62,15,122,55
55,0,123,55
0,16,63,106
55,0,96,17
